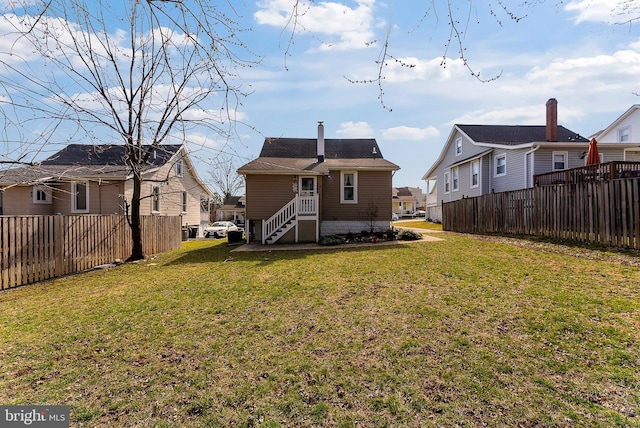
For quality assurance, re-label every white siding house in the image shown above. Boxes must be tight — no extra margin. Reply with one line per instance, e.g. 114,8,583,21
423,99,590,222
592,104,640,162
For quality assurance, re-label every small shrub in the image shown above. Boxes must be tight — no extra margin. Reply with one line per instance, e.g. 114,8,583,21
319,235,347,246
384,229,398,240
400,230,422,241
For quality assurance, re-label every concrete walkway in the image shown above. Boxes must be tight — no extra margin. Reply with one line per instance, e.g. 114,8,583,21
231,228,444,252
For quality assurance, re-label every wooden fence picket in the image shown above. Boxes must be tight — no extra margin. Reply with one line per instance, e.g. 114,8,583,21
0,215,182,290
443,177,640,250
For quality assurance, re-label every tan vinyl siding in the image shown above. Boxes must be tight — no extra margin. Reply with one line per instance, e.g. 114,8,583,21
123,158,210,227
245,175,296,219
321,170,392,221
96,182,125,214
1,187,47,215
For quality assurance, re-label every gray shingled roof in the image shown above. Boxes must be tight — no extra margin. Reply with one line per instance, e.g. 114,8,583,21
260,138,384,159
0,144,182,185
41,144,182,166
457,125,588,145
239,138,399,174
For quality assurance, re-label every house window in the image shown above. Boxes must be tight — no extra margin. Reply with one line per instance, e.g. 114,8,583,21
175,159,184,177
553,151,568,171
341,171,357,204
495,154,506,176
33,186,52,204
470,160,479,188
151,186,160,213
452,167,459,191
200,196,209,213
618,127,630,142
181,191,188,213
455,137,462,156
444,171,450,193
72,182,89,213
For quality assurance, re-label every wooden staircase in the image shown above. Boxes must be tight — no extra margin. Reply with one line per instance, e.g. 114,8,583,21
262,196,317,244
262,197,297,245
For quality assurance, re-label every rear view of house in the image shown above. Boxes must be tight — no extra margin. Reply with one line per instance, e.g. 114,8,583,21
238,122,400,244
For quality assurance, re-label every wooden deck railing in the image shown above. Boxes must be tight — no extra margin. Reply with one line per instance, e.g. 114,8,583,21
534,161,640,186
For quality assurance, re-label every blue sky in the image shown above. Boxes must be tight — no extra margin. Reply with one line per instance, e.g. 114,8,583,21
221,0,640,189
3,0,640,191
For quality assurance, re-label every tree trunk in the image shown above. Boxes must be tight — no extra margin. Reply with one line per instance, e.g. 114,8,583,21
128,170,144,261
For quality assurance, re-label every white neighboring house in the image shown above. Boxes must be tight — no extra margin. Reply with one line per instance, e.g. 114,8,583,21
591,104,640,161
423,100,640,223
422,99,591,222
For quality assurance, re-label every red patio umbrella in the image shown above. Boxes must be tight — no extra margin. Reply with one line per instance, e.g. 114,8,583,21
586,138,600,165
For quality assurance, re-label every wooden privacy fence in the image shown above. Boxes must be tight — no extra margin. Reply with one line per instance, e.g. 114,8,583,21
443,178,640,249
1,215,182,290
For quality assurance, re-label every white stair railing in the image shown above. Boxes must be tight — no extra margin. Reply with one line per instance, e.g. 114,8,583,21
262,197,296,244
298,195,317,215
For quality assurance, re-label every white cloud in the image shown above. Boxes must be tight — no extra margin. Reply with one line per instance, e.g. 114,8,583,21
183,133,226,150
254,0,378,50
565,0,640,24
381,125,440,140
336,121,374,137
376,55,471,84
524,47,640,93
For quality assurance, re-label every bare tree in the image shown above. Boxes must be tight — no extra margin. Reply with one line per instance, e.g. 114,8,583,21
209,154,245,205
0,0,256,260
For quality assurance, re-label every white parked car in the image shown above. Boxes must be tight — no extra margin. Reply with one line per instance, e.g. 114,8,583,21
204,221,238,238
391,213,399,221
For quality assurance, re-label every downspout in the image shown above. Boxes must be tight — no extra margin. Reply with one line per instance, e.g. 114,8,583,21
525,145,541,188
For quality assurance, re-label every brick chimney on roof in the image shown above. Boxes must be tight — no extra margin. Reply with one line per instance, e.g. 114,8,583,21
546,98,558,142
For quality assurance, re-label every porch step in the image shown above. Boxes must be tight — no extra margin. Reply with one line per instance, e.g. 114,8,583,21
265,220,295,244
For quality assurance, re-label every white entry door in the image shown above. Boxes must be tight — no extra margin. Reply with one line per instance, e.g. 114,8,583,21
300,176,316,196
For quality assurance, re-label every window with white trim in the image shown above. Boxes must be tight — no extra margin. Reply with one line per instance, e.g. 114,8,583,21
175,159,184,177
341,171,357,203
470,160,479,188
151,186,160,213
181,191,188,213
495,154,506,177
452,167,459,191
33,186,52,204
455,137,462,156
552,151,568,171
72,182,89,213
618,127,630,142
444,171,450,193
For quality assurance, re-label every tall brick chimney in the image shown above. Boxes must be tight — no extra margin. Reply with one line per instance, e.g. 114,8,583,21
317,121,325,162
546,98,558,142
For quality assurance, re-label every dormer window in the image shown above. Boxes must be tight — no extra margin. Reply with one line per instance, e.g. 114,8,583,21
618,127,630,142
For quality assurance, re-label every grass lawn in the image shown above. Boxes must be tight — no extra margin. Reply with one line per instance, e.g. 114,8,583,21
1,233,639,427
393,220,443,231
